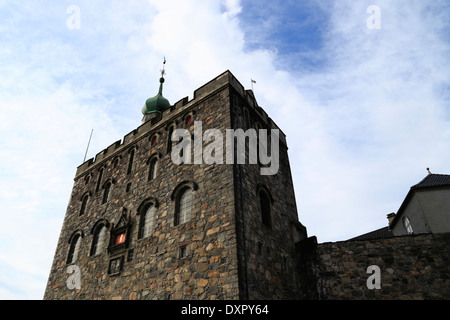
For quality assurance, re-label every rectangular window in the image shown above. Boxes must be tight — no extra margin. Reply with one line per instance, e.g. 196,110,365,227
127,150,135,175
102,182,111,204
115,233,126,245
96,168,104,192
179,246,186,259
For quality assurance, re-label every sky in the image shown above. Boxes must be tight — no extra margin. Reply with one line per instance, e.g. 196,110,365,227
1,0,449,300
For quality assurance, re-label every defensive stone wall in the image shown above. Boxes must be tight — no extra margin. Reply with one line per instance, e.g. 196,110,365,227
295,233,450,299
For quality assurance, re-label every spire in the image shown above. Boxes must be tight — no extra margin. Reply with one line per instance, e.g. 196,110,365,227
142,57,171,116
160,56,166,81
157,56,166,95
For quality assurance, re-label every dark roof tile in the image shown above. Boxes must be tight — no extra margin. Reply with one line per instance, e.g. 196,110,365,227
411,174,450,189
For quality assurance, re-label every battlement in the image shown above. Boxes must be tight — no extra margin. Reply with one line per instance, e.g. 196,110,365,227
75,70,285,179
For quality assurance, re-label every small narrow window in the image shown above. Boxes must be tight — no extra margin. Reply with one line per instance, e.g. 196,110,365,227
127,149,135,175
96,168,104,192
80,194,89,216
151,135,157,146
102,181,111,204
148,157,158,181
113,157,119,168
185,115,192,126
126,183,132,193
84,174,90,185
167,126,174,153
179,245,187,259
259,189,271,228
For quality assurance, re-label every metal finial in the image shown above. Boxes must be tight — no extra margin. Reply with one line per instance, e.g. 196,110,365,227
160,57,166,79
427,167,432,175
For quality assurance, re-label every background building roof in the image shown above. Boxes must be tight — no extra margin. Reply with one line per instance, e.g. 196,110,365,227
411,173,450,190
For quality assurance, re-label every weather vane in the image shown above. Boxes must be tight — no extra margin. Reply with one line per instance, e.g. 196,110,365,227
160,57,166,79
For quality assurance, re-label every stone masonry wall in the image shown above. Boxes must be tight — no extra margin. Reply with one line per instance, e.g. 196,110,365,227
230,89,305,300
44,83,240,300
296,233,450,299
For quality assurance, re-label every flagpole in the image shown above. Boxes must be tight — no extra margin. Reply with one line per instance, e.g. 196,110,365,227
83,129,93,163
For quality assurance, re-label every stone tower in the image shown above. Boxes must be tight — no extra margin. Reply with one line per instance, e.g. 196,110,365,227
44,69,307,300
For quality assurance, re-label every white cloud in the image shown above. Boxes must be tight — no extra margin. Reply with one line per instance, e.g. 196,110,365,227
285,0,450,239
1,0,449,299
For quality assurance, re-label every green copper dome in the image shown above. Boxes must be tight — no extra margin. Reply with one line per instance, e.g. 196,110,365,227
142,77,171,115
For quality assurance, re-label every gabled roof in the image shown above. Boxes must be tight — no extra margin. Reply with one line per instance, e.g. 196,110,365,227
411,173,450,190
390,172,450,228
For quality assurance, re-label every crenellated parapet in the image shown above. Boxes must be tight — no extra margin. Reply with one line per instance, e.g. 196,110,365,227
75,70,285,180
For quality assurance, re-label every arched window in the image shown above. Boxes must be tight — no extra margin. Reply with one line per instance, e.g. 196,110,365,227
148,157,158,181
257,186,273,228
67,232,83,264
151,135,157,146
139,204,156,239
171,181,198,227
102,181,112,204
403,216,413,234
113,157,120,168
80,193,89,216
182,111,195,127
175,187,192,226
90,221,108,256
137,198,159,239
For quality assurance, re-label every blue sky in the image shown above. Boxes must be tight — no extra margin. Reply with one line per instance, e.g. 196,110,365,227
1,0,450,299
238,0,330,70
